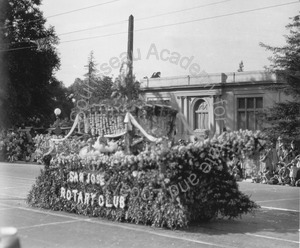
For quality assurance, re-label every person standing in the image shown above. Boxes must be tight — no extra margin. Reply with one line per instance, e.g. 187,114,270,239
281,163,291,185
288,140,298,161
276,136,284,160
260,146,273,173
231,154,243,180
279,145,290,164
289,160,298,186
270,142,279,172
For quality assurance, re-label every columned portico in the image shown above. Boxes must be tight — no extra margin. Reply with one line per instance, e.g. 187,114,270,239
141,70,290,140
174,89,220,138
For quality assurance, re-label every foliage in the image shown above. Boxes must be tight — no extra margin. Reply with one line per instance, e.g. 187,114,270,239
31,133,87,163
212,129,267,159
111,63,142,101
84,51,98,81
0,0,72,128
262,101,300,142
260,13,300,98
27,130,263,229
82,51,113,102
0,129,35,162
260,12,300,141
68,76,114,104
68,51,113,105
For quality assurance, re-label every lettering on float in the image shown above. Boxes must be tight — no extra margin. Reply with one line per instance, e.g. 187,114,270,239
60,145,222,207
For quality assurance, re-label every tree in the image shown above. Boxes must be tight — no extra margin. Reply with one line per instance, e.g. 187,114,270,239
92,76,113,103
83,51,98,103
48,78,74,122
84,51,98,81
84,51,113,103
0,0,70,127
260,12,300,141
111,62,141,102
68,78,86,101
68,51,113,105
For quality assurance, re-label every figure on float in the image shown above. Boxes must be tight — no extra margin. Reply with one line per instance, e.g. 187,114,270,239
79,134,119,159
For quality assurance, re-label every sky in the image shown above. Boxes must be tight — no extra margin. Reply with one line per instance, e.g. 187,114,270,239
39,0,300,87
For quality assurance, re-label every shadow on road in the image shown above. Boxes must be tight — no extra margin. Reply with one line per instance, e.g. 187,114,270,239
184,208,299,235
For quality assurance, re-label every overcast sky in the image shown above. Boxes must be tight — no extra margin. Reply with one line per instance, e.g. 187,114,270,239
40,0,300,86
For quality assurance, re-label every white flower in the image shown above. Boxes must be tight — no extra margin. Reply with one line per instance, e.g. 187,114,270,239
132,170,138,177
164,178,170,184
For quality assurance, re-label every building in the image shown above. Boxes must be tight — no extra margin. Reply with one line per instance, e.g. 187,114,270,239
141,70,290,140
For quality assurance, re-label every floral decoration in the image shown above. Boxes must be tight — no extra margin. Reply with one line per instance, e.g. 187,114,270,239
27,130,263,229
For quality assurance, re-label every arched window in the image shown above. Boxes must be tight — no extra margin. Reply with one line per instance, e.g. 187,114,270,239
194,99,209,130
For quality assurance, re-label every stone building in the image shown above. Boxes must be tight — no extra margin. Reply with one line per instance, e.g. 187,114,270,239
141,70,290,140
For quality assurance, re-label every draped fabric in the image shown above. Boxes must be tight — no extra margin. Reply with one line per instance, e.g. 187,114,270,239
50,112,162,144
51,114,80,142
126,112,161,143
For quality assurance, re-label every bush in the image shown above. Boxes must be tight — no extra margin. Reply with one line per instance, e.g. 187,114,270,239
0,130,35,162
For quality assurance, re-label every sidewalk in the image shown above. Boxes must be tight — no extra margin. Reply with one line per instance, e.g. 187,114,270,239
240,178,253,183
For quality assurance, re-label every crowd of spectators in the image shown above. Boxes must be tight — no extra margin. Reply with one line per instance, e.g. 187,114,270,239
1,127,300,188
252,137,300,186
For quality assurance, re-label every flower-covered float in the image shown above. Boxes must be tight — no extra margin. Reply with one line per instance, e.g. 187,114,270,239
27,102,263,229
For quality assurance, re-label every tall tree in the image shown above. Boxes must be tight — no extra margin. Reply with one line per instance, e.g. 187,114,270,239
83,51,97,103
0,0,69,127
260,12,300,141
84,51,98,82
83,51,113,103
68,52,113,105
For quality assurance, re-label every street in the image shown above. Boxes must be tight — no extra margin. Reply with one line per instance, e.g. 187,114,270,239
0,162,299,248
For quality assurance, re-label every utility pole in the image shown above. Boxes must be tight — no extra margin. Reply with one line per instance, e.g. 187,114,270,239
125,15,134,154
127,14,134,101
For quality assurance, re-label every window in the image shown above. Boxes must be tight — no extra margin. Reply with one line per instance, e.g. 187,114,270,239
194,99,209,130
147,98,171,105
237,97,263,130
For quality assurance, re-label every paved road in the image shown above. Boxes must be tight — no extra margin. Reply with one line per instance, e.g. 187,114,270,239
0,162,299,248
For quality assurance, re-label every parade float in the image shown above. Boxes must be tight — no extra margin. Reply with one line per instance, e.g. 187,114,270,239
27,97,264,229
